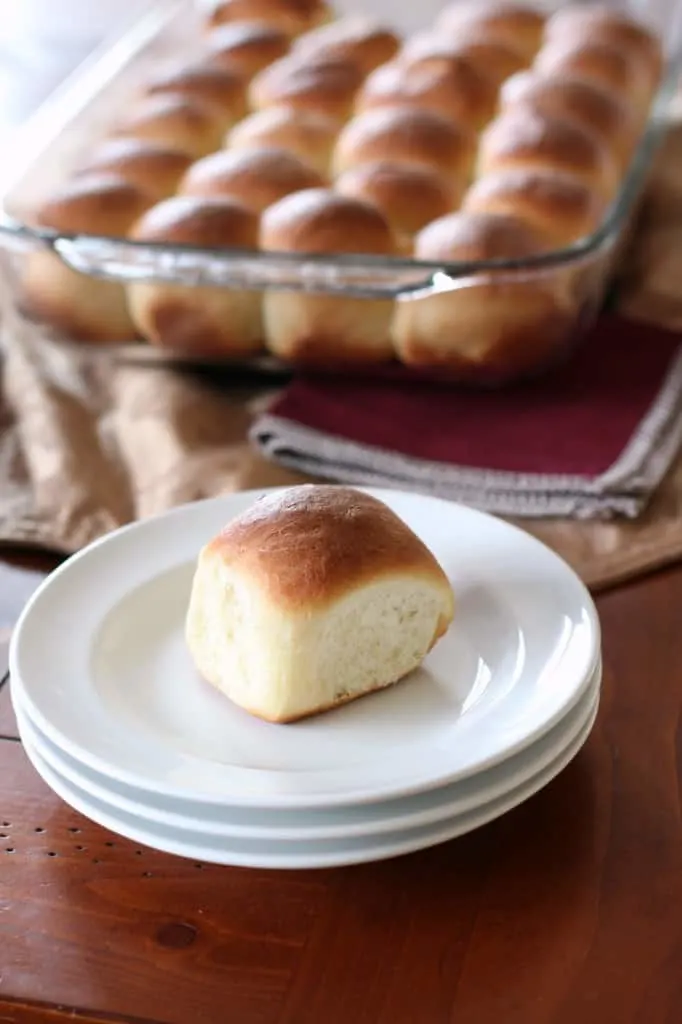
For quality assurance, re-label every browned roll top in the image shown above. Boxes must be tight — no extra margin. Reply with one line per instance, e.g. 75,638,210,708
143,62,247,121
477,107,618,199
333,107,476,182
292,17,401,75
357,54,498,132
130,194,259,248
249,54,364,122
204,21,291,79
73,139,194,200
206,0,330,37
33,174,153,236
335,160,460,240
436,2,545,60
260,187,396,255
179,146,325,212
463,167,607,247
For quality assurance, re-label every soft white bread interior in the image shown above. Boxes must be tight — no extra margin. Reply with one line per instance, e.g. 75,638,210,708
185,485,455,723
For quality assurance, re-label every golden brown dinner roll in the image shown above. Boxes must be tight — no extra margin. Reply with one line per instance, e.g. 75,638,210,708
112,94,225,158
185,485,455,724
249,54,364,123
499,70,638,171
336,161,461,246
533,39,652,118
128,195,262,356
22,174,153,342
179,146,324,212
143,62,248,124
393,210,569,374
463,168,606,248
225,106,338,176
204,21,291,80
400,34,529,89
292,17,401,75
357,55,498,132
260,188,398,364
436,2,545,61
477,107,619,200
333,107,476,183
73,139,193,200
544,6,663,92
206,0,330,37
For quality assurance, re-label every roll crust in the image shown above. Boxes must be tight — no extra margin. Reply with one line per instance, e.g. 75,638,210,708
249,54,364,123
179,146,325,212
206,0,330,37
499,71,638,169
333,107,476,182
206,485,454,611
436,2,545,60
143,62,248,123
463,168,606,247
292,17,401,75
477,107,618,199
357,55,498,132
73,139,193,200
335,161,460,241
204,21,291,79
112,94,226,158
226,106,338,175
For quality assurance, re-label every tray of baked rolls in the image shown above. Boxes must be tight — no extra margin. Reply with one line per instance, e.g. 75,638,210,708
0,0,679,384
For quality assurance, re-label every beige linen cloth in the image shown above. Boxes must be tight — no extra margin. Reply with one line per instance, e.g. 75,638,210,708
1,109,682,591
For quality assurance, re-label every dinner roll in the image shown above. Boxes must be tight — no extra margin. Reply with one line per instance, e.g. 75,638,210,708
544,6,663,93
499,71,638,171
463,168,606,248
357,55,498,132
127,195,262,356
401,34,529,89
142,62,248,125
22,174,152,342
336,161,461,246
477,107,618,200
533,40,652,117
260,188,398,364
112,94,225,158
185,485,455,723
436,2,545,61
179,147,324,212
206,0,330,38
226,106,338,175
292,17,401,75
333,107,476,183
393,210,570,374
249,55,364,123
73,139,193,200
204,21,290,80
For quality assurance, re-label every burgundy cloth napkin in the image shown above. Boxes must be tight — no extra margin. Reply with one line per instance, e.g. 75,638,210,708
251,316,682,518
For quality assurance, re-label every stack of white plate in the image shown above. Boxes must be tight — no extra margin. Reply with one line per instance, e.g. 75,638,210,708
10,488,601,870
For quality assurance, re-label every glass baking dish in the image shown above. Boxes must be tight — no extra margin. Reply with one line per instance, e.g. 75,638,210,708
0,0,679,384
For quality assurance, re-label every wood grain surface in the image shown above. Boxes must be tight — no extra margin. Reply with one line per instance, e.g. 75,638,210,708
2,554,682,1024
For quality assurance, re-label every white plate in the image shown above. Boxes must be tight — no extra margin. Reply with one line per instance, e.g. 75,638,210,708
21,695,599,869
14,663,601,841
10,487,600,809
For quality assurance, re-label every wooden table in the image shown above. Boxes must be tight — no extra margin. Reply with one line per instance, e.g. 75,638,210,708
2,552,682,1024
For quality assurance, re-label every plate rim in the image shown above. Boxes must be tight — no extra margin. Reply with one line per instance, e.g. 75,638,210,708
20,697,600,870
13,663,601,841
